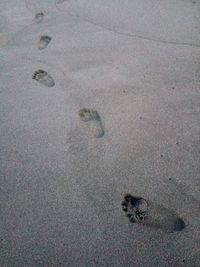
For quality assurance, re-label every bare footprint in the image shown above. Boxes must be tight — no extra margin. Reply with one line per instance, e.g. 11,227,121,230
79,109,104,138
122,194,185,232
34,12,44,23
32,70,55,87
38,35,52,50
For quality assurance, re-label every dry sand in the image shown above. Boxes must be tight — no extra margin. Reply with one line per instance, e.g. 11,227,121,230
0,0,200,266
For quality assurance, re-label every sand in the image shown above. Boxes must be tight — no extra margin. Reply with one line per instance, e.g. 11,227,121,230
0,0,200,266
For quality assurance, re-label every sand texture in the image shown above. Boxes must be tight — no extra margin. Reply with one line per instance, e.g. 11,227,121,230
0,0,200,266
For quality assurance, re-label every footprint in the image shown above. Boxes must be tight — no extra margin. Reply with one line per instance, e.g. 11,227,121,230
122,194,185,232
78,109,104,138
34,12,44,23
32,70,55,87
38,35,52,50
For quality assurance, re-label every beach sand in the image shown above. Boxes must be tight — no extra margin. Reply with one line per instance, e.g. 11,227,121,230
0,0,200,266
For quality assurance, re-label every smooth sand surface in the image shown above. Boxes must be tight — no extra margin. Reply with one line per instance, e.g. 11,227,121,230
0,0,200,266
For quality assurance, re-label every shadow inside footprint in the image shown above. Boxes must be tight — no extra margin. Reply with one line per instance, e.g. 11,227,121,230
122,193,185,232
38,35,52,50
34,12,44,23
32,70,55,87
79,109,104,138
